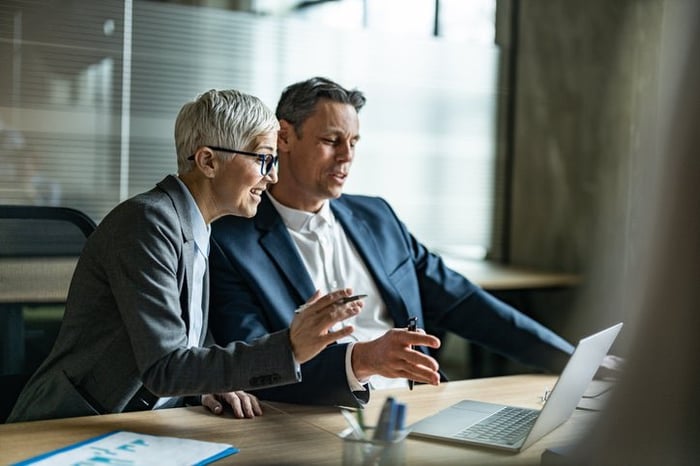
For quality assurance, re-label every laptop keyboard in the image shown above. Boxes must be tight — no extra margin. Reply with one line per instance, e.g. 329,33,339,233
453,406,539,446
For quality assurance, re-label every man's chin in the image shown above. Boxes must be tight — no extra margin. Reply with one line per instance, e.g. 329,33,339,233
327,187,344,200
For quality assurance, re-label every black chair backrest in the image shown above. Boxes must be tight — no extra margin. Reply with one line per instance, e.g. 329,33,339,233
0,205,97,257
0,205,97,422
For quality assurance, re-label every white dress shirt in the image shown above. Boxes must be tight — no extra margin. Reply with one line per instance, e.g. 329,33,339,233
268,193,408,390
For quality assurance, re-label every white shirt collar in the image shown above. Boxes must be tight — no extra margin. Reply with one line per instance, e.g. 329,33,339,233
267,192,334,233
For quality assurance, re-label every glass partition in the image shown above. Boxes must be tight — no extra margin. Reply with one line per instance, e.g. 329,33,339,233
1,0,498,256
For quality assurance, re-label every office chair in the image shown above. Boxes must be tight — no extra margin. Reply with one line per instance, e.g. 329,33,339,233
0,205,97,258
0,205,97,422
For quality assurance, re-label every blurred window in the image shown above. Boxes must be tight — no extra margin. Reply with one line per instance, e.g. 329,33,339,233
0,0,497,258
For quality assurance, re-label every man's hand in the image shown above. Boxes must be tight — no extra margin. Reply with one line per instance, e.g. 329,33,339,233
351,328,441,385
289,289,362,364
202,391,263,418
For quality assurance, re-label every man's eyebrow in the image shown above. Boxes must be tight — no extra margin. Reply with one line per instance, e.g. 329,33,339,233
320,129,361,140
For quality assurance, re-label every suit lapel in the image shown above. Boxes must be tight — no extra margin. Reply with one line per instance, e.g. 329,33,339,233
157,175,196,332
332,199,431,358
330,199,408,324
257,195,316,302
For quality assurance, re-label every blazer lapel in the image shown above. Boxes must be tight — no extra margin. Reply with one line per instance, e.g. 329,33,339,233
330,199,409,325
257,195,316,302
157,175,196,332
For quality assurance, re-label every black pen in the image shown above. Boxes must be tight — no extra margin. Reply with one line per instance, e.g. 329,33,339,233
407,316,418,390
336,294,367,305
294,294,367,313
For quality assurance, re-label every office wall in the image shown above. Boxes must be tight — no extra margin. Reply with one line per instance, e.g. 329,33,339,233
571,2,700,462
507,0,667,342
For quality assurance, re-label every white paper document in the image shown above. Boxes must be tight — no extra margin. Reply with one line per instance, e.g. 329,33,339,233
12,430,238,466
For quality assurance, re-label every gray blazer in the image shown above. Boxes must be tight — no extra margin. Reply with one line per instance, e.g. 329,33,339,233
8,175,300,423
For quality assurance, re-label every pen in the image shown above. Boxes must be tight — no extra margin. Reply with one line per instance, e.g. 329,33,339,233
336,294,367,304
341,409,366,440
356,406,365,431
294,294,367,314
373,397,398,442
395,402,407,431
407,316,417,390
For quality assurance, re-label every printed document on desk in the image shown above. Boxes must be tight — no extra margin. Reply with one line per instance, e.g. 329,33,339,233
12,430,238,466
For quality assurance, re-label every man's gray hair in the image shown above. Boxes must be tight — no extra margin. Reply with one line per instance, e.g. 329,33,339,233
174,89,279,173
275,77,366,137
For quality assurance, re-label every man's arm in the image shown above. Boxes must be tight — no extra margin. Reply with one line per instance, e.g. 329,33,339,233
353,195,574,374
412,245,575,373
247,344,368,407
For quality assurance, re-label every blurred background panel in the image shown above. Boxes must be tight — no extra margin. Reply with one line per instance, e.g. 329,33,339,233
1,0,499,261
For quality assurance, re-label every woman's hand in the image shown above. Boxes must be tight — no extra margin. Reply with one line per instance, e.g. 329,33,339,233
202,391,263,418
289,288,363,364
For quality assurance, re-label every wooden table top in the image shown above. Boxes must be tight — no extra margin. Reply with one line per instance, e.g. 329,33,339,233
441,257,581,291
0,374,600,465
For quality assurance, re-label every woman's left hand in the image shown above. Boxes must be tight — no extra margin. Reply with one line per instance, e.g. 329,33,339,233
202,391,263,418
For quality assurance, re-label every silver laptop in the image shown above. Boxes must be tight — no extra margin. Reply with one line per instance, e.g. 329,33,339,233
409,322,623,452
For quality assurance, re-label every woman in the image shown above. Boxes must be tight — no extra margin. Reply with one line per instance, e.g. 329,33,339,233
8,89,362,423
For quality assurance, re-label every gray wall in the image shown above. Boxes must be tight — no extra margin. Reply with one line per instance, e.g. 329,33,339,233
507,0,667,344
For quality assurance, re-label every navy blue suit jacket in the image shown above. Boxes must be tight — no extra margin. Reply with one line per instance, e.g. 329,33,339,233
209,193,574,407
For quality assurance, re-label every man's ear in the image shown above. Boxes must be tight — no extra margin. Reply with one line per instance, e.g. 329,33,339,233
278,120,293,151
192,146,217,178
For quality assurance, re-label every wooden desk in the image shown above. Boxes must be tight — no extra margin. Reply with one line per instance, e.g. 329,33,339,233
0,404,337,465
0,375,598,465
441,257,580,291
271,374,596,465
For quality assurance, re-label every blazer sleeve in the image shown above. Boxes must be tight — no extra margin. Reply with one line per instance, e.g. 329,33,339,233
362,196,575,373
413,242,575,373
100,200,301,397
208,232,369,407
247,345,369,407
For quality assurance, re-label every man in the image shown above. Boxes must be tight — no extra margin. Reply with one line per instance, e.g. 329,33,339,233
8,88,361,423
208,77,575,408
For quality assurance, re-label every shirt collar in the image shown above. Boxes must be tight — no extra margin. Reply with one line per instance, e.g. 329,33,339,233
267,192,334,233
175,176,210,255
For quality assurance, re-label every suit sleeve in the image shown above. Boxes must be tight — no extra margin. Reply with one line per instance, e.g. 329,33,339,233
247,345,369,407
208,233,369,407
420,253,574,372
374,198,575,373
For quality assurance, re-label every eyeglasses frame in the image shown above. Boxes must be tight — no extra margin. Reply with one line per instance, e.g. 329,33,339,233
187,146,278,176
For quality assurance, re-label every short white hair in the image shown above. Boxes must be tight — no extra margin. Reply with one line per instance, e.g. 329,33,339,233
174,89,279,173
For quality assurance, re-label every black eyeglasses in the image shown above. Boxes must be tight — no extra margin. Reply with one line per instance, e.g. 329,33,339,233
188,146,278,176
